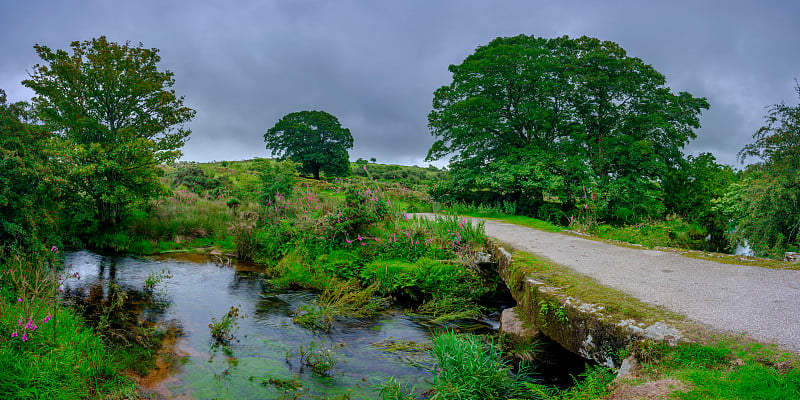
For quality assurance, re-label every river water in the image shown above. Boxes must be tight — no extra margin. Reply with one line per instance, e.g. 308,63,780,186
61,250,502,399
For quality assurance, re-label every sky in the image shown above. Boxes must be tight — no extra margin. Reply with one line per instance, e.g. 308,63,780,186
1,0,798,168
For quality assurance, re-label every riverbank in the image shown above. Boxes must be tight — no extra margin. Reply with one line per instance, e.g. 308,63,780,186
417,213,800,399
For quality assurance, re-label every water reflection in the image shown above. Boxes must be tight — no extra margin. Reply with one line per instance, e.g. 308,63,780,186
61,250,444,399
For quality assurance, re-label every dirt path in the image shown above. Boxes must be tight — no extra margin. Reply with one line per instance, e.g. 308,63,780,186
418,214,800,353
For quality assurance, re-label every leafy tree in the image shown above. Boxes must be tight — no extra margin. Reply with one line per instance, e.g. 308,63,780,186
257,158,300,204
264,110,353,179
426,35,709,223
22,36,195,234
171,164,223,194
0,90,61,251
663,153,738,251
728,82,800,256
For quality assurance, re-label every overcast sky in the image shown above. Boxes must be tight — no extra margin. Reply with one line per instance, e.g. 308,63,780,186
2,0,798,167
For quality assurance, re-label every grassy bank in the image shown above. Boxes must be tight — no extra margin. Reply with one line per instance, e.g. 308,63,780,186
0,252,142,399
504,249,800,399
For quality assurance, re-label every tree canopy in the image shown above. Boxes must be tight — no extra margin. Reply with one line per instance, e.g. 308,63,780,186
426,35,709,223
23,36,195,233
725,82,800,256
264,110,353,179
0,90,61,250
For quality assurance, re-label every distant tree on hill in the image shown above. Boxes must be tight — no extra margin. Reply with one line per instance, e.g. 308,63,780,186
264,110,353,179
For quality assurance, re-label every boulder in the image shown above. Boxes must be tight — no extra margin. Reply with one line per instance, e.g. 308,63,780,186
499,307,539,344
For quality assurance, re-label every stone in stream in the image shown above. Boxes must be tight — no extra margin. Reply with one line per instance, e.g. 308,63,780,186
499,307,539,344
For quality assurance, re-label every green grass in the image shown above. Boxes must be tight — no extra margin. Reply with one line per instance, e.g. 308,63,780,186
628,341,800,400
0,298,136,399
487,215,565,232
430,332,519,399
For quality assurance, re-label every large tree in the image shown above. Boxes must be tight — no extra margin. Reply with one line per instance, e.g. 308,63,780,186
426,35,709,223
264,110,353,179
23,36,195,232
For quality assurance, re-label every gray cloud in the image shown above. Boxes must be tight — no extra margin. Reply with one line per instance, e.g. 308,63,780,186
2,0,798,168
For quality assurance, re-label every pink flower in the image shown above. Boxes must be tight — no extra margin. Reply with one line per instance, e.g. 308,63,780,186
17,297,21,303
43,315,51,324
21,333,27,342
50,246,58,252
11,332,17,338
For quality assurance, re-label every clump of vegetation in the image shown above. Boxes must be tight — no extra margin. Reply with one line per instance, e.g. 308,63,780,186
209,305,246,344
429,332,522,399
143,268,172,291
293,280,386,331
288,341,346,376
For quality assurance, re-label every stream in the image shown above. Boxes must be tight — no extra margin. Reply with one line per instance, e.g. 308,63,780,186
60,250,511,399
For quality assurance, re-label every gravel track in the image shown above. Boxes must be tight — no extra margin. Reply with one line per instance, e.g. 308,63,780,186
418,214,800,353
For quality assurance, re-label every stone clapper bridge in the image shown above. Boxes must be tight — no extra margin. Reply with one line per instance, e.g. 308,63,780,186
415,213,800,368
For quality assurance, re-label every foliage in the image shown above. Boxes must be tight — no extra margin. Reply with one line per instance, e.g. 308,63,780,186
209,305,245,344
230,210,260,260
0,90,61,251
592,218,708,250
429,332,520,399
143,268,172,291
294,279,386,332
23,36,195,235
728,82,800,256
258,158,301,204
170,164,224,194
413,296,485,323
375,376,418,400
293,341,345,376
352,161,447,185
521,364,614,400
0,252,135,399
727,172,800,257
426,34,709,224
663,153,738,251
127,190,232,251
360,258,489,305
264,110,353,179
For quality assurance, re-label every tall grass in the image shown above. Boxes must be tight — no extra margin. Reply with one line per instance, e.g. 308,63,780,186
430,332,519,399
131,190,231,242
0,253,135,399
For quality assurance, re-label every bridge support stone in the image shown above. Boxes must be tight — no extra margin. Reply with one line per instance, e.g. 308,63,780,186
489,239,682,368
